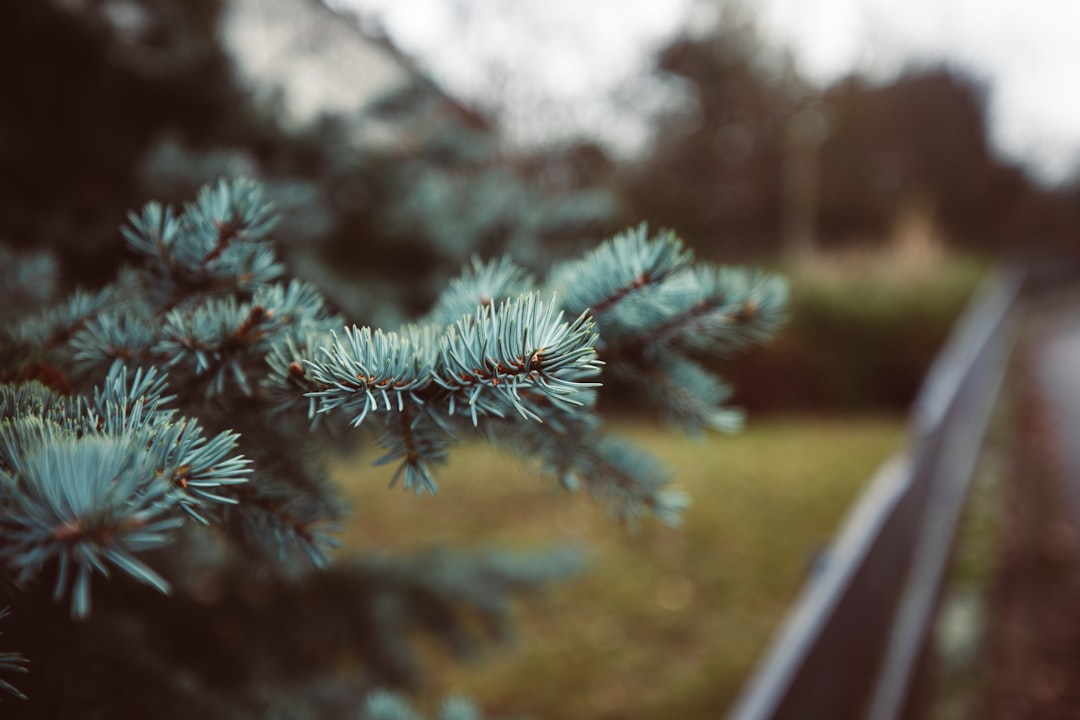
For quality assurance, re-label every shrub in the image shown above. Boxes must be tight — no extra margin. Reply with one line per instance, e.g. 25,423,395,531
727,254,985,413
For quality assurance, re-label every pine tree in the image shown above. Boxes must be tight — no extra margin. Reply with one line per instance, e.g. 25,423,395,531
138,75,621,324
0,178,786,719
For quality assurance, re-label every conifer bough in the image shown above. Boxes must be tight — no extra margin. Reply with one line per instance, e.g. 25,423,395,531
0,178,786,714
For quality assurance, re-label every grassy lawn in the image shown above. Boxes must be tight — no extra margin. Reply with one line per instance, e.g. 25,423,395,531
332,415,907,719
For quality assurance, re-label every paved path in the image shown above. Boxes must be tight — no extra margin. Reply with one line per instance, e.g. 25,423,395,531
976,284,1080,719
1032,289,1080,547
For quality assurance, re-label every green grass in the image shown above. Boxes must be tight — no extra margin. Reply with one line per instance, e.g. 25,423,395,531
331,415,907,719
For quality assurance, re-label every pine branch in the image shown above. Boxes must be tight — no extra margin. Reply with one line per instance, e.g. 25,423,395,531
225,482,342,568
372,406,451,496
0,428,183,617
547,223,692,318
425,256,535,327
646,265,788,356
0,366,251,615
305,325,436,427
70,309,159,373
487,415,690,528
0,175,787,714
434,292,602,424
2,180,786,608
635,355,745,433
0,607,28,702
122,178,284,304
13,287,120,353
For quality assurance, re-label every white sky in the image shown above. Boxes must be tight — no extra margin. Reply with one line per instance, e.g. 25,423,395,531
337,0,1080,184
756,0,1080,183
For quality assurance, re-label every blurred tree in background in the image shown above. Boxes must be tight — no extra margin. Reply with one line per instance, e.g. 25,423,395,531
625,1,1079,260
0,0,619,323
4,0,1074,434
621,4,809,260
819,68,1080,255
0,0,291,285
5,0,1073,432
312,78,620,319
818,70,1024,249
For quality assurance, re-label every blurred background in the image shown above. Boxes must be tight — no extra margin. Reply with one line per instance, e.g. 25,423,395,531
2,0,1078,716
4,0,1079,412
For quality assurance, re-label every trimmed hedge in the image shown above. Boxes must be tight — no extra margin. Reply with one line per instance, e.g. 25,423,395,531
726,255,986,413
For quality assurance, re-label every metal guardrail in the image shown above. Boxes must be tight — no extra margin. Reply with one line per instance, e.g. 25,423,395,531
728,268,1026,720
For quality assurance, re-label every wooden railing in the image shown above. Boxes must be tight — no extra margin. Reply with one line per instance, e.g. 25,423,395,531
728,268,1026,720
